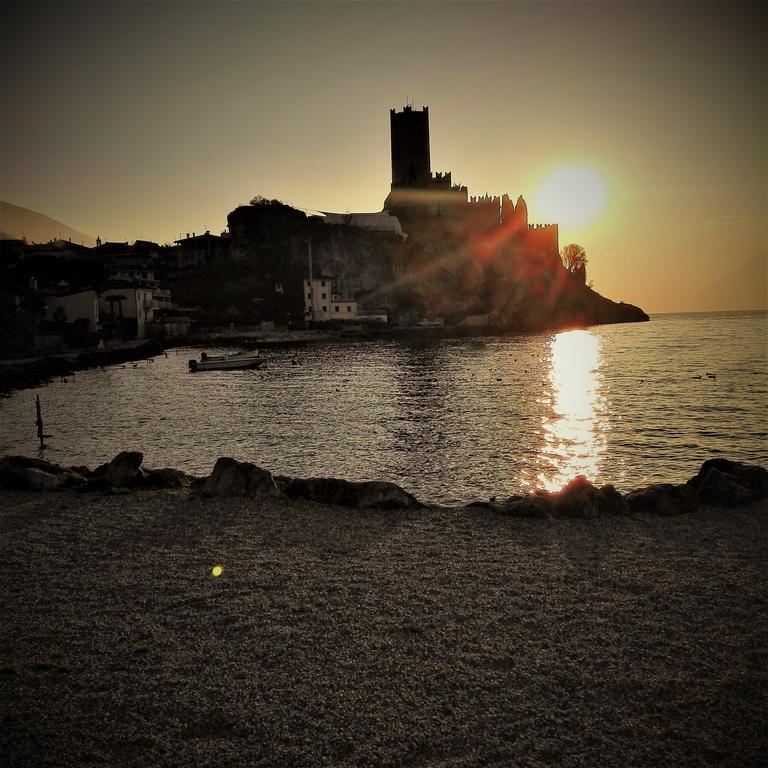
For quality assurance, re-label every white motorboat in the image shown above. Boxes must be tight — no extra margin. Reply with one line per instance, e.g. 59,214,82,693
188,350,265,372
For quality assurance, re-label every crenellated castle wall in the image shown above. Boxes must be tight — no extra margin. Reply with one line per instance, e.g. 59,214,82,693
386,105,560,271
431,171,452,187
526,223,559,256
465,194,502,230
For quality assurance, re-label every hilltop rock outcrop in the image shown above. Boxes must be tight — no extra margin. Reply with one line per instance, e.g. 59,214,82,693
210,199,649,331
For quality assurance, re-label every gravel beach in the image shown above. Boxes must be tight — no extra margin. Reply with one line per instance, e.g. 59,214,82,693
1,489,766,767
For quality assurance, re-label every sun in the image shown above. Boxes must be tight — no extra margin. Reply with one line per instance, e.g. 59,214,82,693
533,166,608,227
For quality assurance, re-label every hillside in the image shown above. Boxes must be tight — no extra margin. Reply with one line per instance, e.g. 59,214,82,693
0,201,96,247
217,200,648,330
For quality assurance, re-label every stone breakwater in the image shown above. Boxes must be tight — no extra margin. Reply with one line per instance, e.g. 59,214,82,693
1,451,766,515
0,341,166,397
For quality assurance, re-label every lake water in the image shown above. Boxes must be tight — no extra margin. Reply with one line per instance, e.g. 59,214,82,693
1,311,766,504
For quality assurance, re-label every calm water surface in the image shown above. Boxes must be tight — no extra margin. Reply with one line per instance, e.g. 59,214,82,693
2,311,766,504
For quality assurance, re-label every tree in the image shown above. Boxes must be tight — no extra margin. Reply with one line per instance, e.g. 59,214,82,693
249,195,284,207
561,243,588,284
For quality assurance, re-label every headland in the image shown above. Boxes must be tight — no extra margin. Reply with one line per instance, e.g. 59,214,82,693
1,105,647,365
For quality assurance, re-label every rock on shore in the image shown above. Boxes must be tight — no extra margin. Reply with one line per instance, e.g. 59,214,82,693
200,457,281,499
1,451,766,515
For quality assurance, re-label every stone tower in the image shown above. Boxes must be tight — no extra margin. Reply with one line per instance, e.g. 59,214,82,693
390,106,431,189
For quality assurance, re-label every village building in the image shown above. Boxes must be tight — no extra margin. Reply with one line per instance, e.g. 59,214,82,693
46,289,100,333
303,276,357,322
25,238,99,261
107,263,158,285
99,284,155,340
357,308,389,324
146,308,192,339
317,211,406,239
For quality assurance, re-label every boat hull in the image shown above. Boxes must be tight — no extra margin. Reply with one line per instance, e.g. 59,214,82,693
189,357,265,372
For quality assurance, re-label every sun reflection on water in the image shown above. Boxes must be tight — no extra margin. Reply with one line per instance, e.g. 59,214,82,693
537,329,607,491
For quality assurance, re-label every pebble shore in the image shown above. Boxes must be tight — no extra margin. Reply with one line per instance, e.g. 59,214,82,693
1,486,766,767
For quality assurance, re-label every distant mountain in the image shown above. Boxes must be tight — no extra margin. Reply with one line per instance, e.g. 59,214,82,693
0,201,96,247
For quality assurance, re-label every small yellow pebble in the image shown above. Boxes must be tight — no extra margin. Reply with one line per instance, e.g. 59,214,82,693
211,565,223,578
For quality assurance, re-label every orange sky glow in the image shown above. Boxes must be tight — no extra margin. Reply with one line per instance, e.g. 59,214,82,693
1,0,765,313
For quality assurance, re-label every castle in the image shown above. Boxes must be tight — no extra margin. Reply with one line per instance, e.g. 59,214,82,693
383,105,559,255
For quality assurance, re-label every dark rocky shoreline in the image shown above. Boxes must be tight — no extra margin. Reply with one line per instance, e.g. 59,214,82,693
1,451,765,515
0,341,167,397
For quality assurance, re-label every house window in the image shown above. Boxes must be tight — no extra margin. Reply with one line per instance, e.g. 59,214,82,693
307,292,311,299
322,306,327,312
321,292,326,299
347,306,352,312
334,306,339,312
321,280,326,287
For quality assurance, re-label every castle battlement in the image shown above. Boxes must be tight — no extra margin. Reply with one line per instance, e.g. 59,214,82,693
468,194,501,205
390,105,429,116
385,106,558,253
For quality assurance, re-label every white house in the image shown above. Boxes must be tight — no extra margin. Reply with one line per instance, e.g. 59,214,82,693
46,289,100,332
99,286,155,339
303,278,357,322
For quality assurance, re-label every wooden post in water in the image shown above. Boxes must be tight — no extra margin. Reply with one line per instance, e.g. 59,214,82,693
35,394,45,450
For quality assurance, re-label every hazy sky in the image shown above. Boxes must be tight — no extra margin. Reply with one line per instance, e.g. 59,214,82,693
1,0,766,312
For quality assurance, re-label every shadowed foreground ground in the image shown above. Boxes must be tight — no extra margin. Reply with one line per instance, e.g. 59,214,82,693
1,490,766,767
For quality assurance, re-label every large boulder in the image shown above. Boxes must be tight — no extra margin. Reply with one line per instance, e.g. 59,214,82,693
281,476,421,510
467,495,550,518
1,455,59,473
200,457,281,499
625,483,699,516
96,451,144,487
141,467,194,489
687,459,768,507
543,476,628,519
0,455,87,491
468,477,627,519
